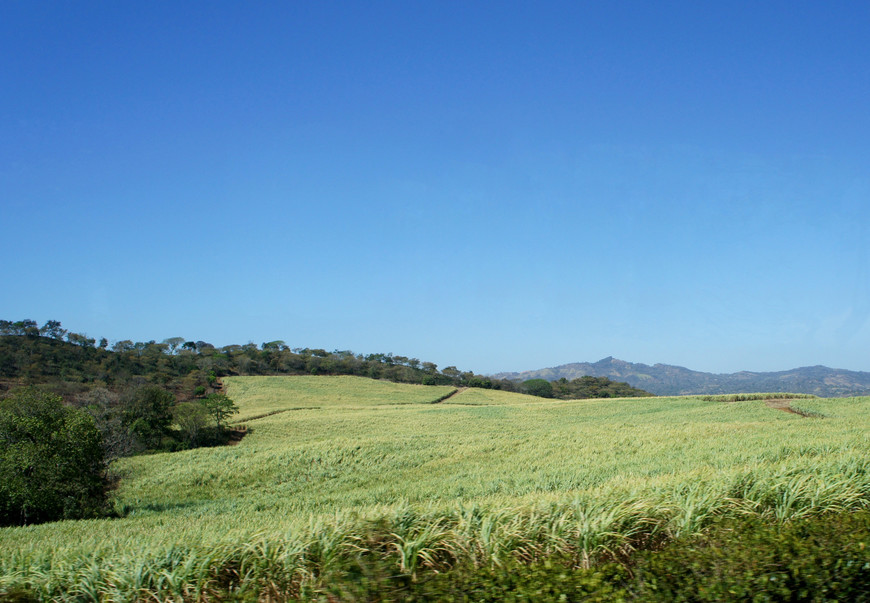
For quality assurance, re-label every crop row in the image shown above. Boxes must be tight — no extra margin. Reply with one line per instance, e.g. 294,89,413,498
3,456,870,601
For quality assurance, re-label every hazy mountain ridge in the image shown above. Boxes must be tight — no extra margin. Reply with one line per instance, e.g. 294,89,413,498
493,357,870,398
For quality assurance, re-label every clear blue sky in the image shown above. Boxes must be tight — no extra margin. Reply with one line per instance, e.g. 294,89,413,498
3,1,869,375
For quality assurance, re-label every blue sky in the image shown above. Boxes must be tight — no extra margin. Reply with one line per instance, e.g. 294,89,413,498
3,1,869,375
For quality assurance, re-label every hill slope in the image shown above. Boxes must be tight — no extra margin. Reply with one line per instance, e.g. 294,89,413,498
494,357,870,397
2,375,869,600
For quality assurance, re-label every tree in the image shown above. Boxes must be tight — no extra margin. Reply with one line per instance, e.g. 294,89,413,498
442,366,461,380
202,393,238,429
521,379,554,398
67,332,96,347
261,340,286,351
77,388,137,460
0,388,108,526
39,319,66,340
113,340,135,353
195,341,215,353
163,337,185,354
2,320,40,337
173,401,211,446
120,385,175,449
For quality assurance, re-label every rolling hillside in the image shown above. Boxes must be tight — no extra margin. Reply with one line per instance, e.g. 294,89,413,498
2,375,870,600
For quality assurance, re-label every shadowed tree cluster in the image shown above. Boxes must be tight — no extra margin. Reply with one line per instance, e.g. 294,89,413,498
550,376,654,399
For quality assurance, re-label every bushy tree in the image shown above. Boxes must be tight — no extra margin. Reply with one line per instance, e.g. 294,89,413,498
0,388,108,526
38,319,66,340
202,393,238,429
521,378,554,398
549,376,653,399
76,388,137,460
173,401,211,446
120,385,175,449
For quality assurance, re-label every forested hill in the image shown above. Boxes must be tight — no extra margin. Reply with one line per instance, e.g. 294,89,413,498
494,356,870,398
0,320,491,399
0,320,650,401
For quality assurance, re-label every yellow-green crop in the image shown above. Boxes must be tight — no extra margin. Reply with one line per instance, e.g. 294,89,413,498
2,376,869,600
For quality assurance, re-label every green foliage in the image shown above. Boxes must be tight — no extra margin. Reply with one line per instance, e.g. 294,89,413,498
201,393,238,429
699,392,818,402
76,387,137,460
318,554,629,602
171,394,240,448
0,318,505,401
0,387,108,526
173,400,212,447
552,375,654,399
521,378,554,398
300,512,870,602
120,385,175,449
0,320,39,338
4,510,868,600
517,376,652,399
224,375,457,420
629,511,870,602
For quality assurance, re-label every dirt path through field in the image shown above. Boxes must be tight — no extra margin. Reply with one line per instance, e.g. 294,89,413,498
764,398,820,417
226,427,248,445
431,388,464,403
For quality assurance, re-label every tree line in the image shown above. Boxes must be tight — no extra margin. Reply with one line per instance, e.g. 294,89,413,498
0,319,650,400
520,376,653,399
0,319,504,397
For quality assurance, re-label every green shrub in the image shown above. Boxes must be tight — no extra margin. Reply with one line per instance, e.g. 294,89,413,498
0,387,109,526
120,385,175,449
630,512,870,602
313,512,870,602
316,555,628,603
521,378,554,398
202,392,239,428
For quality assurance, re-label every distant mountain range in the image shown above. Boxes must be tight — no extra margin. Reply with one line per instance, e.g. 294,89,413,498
493,357,870,398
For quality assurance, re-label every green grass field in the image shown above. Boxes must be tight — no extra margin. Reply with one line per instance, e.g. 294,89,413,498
2,376,869,600
224,375,457,420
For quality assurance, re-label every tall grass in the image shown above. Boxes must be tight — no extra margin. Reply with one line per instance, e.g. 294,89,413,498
2,377,869,600
224,375,457,420
698,392,818,402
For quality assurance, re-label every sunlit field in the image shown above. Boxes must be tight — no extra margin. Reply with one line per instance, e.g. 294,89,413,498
2,376,869,600
224,375,457,420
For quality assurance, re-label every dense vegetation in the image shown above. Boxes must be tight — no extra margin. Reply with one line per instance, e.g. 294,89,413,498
523,375,653,399
2,377,868,600
308,511,870,602
0,384,239,527
0,319,650,400
6,511,868,601
0,388,109,526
